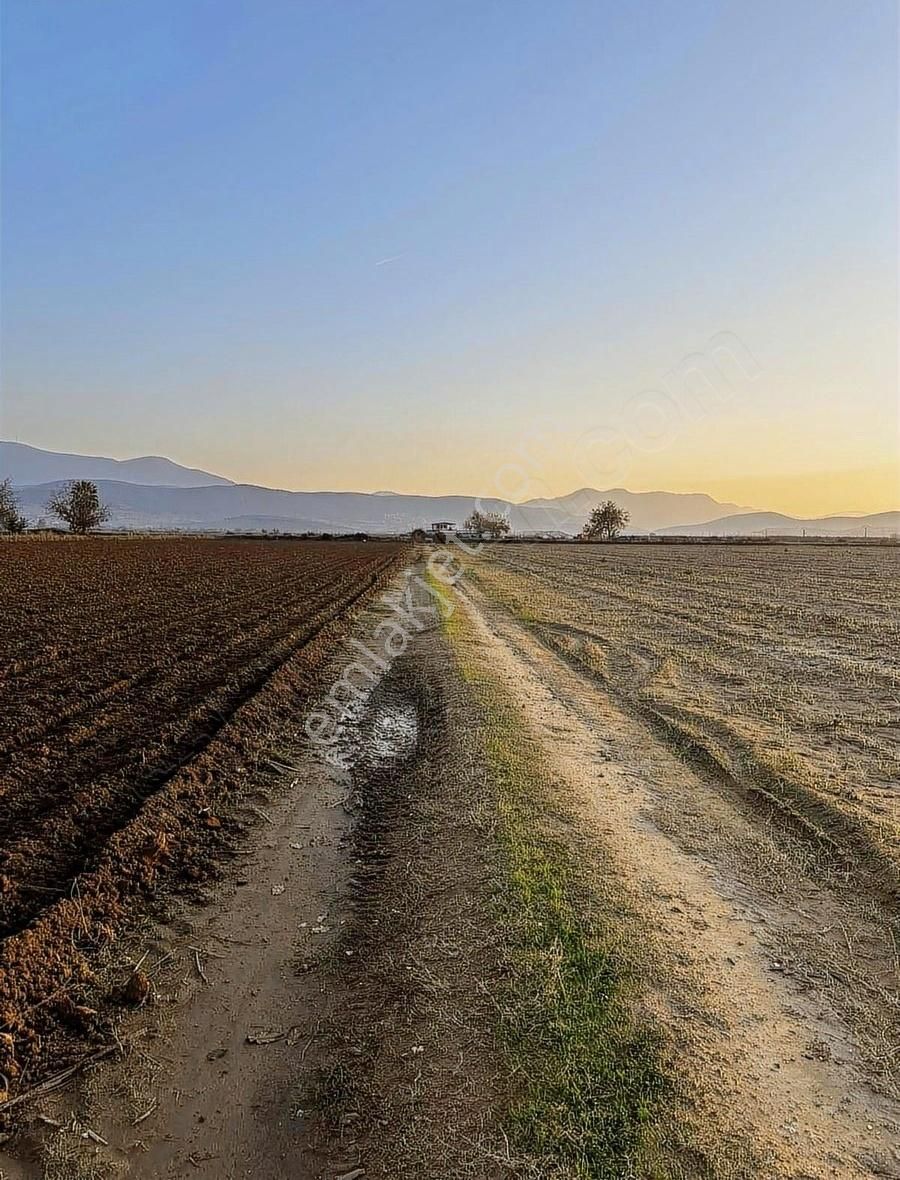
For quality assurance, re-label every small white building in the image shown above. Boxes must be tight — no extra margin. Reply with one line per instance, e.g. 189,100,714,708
429,520,456,535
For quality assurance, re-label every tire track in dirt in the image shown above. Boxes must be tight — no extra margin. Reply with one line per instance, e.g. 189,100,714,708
532,619,900,910
469,546,900,906
301,611,508,1179
456,580,900,1179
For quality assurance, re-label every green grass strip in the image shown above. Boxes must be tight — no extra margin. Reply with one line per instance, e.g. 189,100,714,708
486,692,670,1178
431,569,675,1178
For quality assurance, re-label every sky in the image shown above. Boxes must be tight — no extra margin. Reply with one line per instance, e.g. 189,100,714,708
1,0,897,516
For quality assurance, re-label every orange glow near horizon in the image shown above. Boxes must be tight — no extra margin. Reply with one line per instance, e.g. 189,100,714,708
189,432,900,519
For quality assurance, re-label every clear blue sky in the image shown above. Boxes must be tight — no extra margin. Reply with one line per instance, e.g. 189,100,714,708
2,0,897,512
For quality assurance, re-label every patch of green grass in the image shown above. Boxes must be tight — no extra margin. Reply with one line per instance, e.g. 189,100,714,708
429,567,679,1178
485,696,671,1178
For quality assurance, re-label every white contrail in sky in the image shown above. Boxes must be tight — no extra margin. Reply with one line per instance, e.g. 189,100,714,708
375,254,404,267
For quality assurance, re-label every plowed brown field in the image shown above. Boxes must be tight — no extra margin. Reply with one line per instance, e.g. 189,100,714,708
0,537,406,1101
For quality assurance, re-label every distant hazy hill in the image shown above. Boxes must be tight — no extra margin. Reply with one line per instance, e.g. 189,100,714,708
15,480,513,533
1,441,232,488
656,511,900,538
15,477,745,535
517,487,743,533
9,443,895,537
5,444,748,533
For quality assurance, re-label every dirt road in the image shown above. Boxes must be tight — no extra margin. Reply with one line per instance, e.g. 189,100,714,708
2,557,897,1179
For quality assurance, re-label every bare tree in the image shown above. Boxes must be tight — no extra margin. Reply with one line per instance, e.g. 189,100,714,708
0,478,27,533
464,509,511,540
580,500,629,541
45,480,110,534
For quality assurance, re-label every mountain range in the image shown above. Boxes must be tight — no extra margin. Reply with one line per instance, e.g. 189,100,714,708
2,442,897,537
0,441,232,488
655,511,900,538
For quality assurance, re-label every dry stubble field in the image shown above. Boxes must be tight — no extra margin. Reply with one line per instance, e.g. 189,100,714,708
472,542,900,891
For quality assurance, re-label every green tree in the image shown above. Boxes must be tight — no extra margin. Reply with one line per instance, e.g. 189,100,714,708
46,480,110,534
464,509,511,540
0,478,27,533
580,500,629,541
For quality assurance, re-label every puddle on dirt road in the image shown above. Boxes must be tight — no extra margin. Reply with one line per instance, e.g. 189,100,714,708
314,674,421,787
309,568,432,782
367,701,419,764
336,692,420,780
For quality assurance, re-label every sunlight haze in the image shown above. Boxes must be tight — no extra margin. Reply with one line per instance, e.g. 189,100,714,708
1,0,897,515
